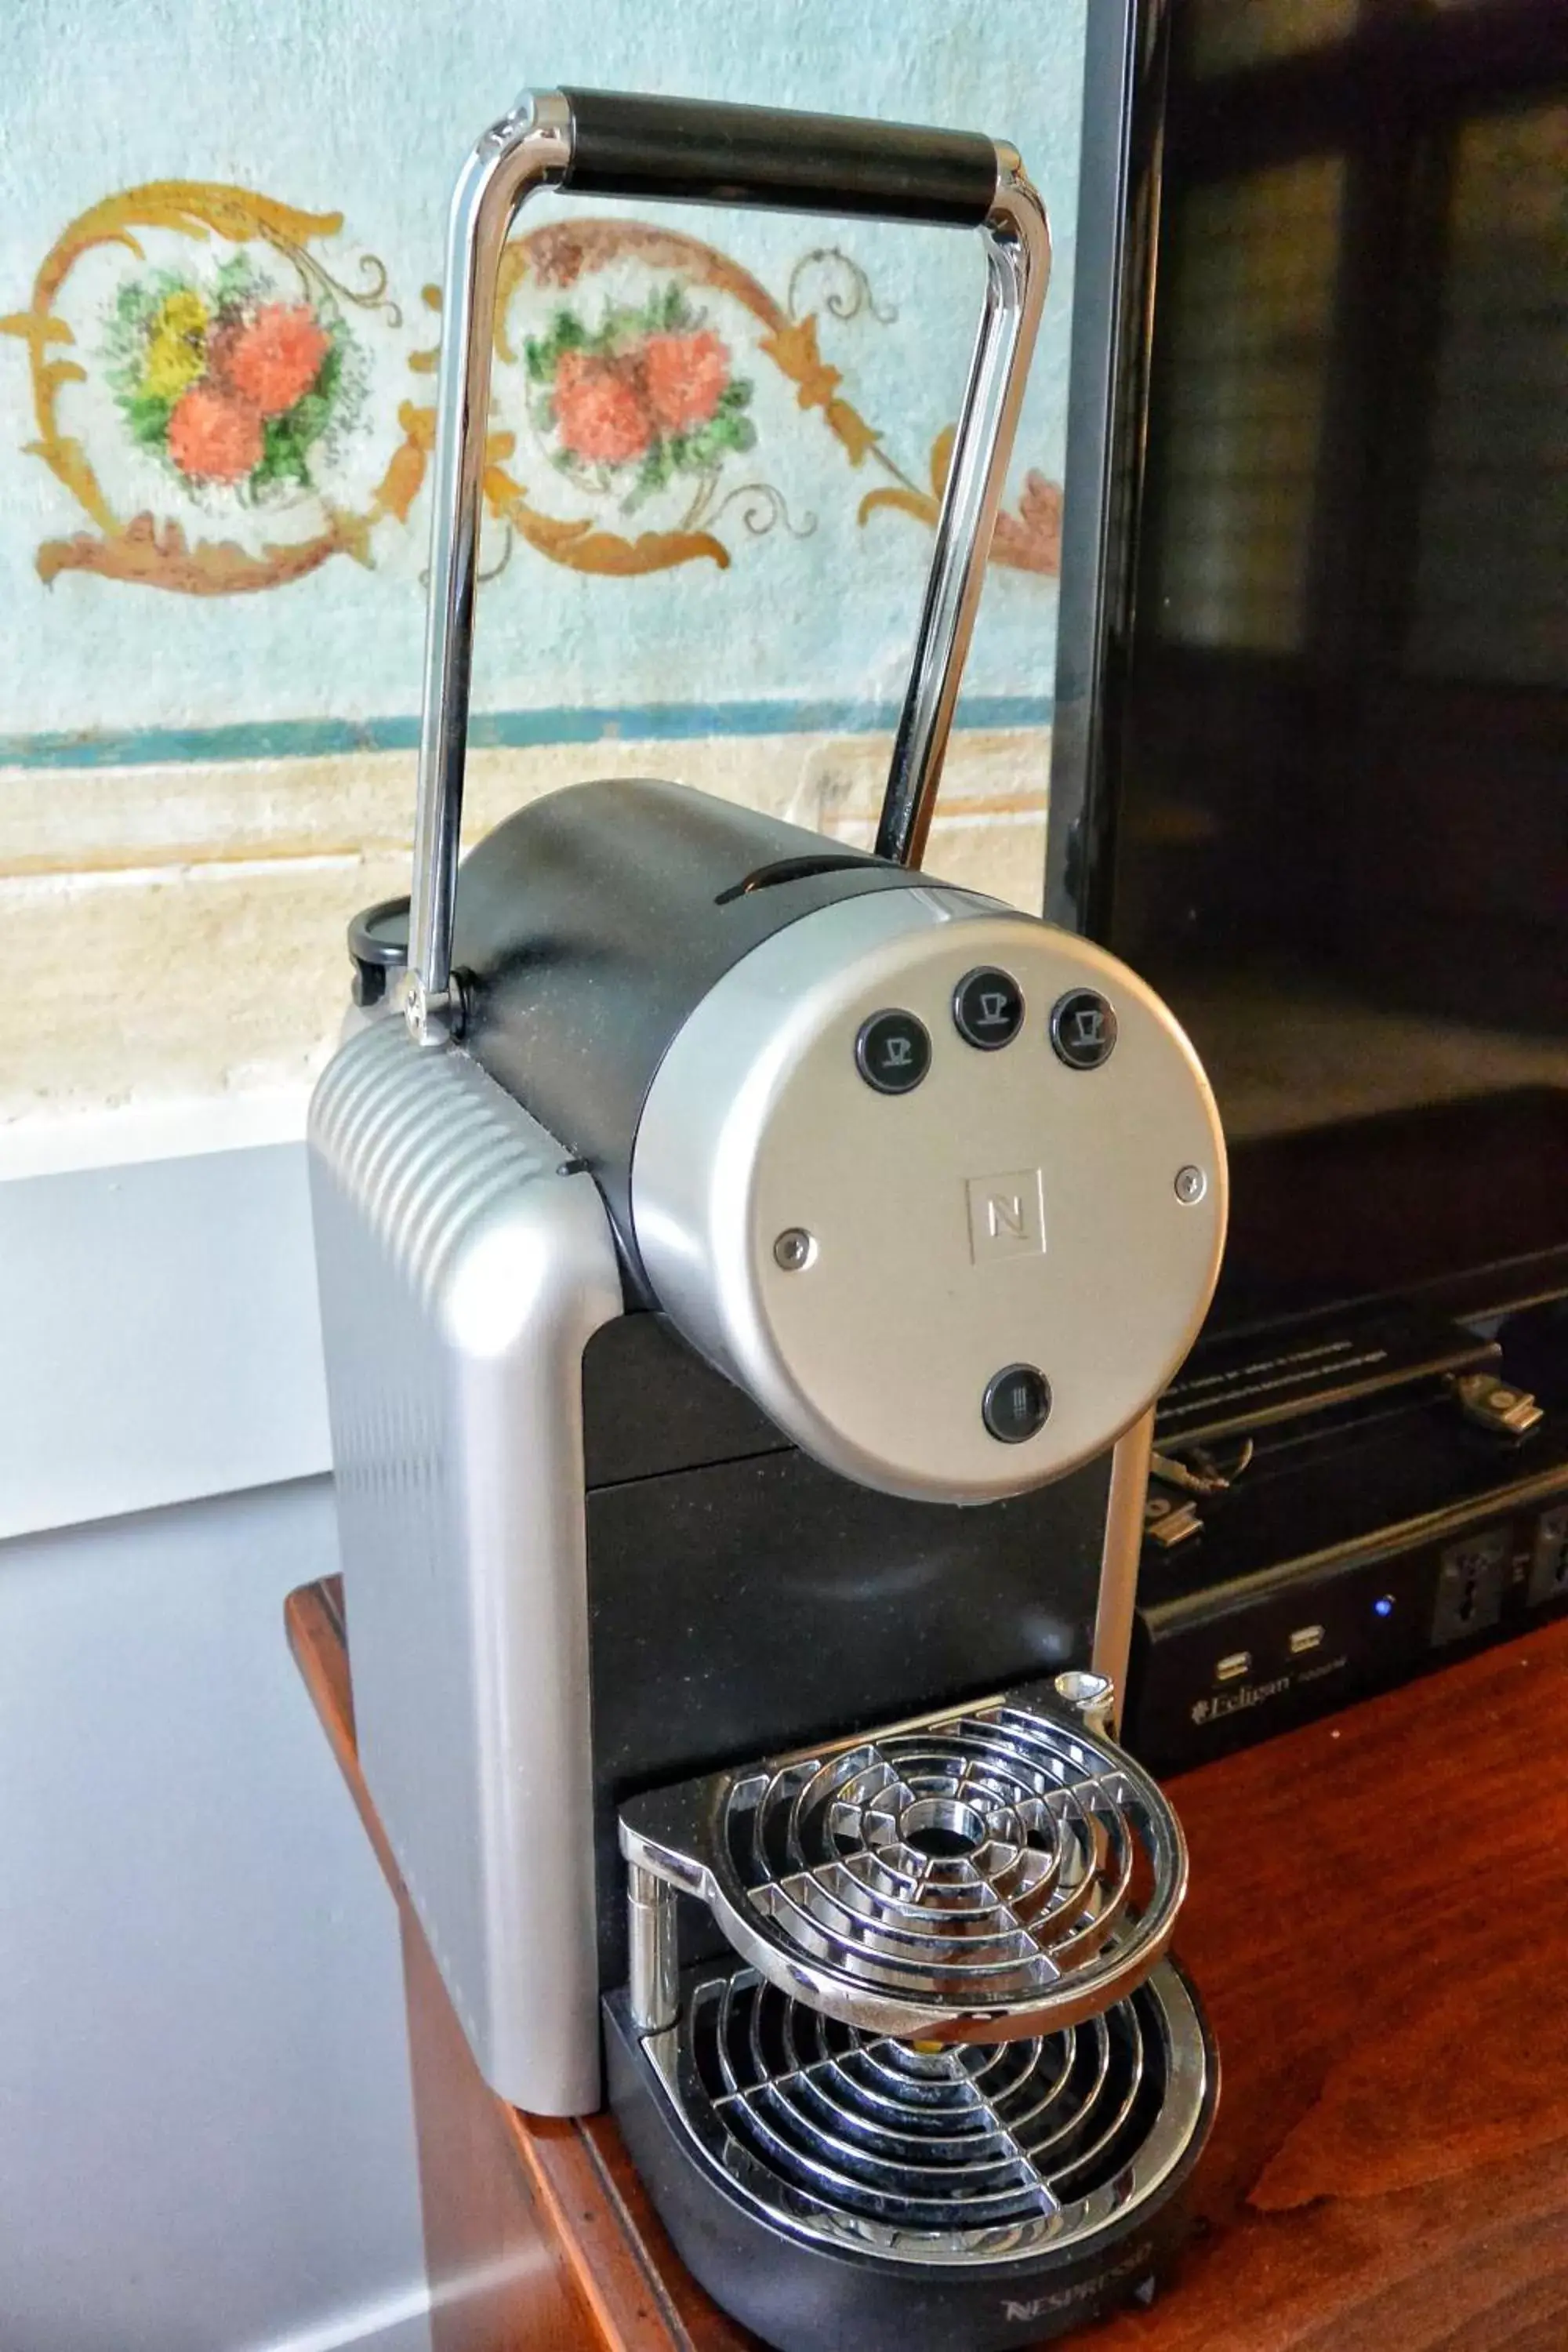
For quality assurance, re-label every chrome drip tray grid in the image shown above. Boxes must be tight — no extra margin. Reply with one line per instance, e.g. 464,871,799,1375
619,1673,1188,2042
623,1951,1213,2269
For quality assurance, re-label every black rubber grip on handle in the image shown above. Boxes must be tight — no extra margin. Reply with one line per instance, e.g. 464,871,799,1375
557,89,998,227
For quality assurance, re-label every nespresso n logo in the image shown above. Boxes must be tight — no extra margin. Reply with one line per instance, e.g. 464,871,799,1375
967,1168,1046,1264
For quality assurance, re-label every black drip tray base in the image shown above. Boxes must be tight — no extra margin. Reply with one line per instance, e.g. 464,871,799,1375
603,1957,1217,2352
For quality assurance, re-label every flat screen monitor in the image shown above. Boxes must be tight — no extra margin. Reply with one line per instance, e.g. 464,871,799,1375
1093,1,1568,1330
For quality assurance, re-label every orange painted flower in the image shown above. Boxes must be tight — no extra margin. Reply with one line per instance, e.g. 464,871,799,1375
167,384,264,482
221,303,330,417
643,330,729,434
554,350,652,463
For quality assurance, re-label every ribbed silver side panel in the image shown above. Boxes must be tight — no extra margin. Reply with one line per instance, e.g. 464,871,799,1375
309,1020,623,2113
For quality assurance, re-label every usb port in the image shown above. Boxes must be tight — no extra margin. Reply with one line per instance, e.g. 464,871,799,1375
1214,1650,1250,1683
1289,1624,1325,1656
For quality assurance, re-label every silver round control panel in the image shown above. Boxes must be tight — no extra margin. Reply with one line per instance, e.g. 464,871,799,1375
630,887,1226,1503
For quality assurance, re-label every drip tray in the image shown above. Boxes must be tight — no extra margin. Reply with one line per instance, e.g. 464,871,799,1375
604,1952,1217,2352
652,1950,1208,2262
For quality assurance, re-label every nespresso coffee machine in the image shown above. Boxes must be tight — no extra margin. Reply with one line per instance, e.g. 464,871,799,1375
310,89,1228,2350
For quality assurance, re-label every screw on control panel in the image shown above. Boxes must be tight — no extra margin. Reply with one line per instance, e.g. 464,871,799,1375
773,1228,816,1272
1174,1165,1207,1205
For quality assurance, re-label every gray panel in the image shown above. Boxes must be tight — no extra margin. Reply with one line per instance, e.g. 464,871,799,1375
310,1020,622,2114
0,1142,329,1541
0,1480,429,2352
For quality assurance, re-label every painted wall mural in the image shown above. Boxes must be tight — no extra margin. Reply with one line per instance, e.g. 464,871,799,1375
3,186,405,594
2,187,1062,600
0,2,1087,1137
0,2,1089,750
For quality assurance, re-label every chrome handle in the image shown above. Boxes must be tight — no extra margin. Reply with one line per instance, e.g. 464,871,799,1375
405,89,1050,1040
407,92,572,1041
876,152,1049,866
555,86,1000,223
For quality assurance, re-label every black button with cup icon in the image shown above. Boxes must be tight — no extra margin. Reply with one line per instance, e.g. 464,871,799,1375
1050,987,1118,1071
855,1008,932,1094
952,966,1025,1050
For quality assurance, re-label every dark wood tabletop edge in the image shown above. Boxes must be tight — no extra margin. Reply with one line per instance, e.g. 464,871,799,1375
285,1577,699,2352
570,2114,706,2350
503,2110,697,2351
286,1581,389,1871
289,1575,1568,2352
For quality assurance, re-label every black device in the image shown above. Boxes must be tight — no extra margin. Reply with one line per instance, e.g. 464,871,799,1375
1122,1295,1568,1775
1049,13,1568,1319
1043,8,1568,1773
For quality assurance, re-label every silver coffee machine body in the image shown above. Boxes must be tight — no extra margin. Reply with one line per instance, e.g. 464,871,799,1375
310,87,1227,2352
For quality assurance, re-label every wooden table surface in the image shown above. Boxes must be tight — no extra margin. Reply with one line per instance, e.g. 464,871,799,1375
288,1580,1568,2352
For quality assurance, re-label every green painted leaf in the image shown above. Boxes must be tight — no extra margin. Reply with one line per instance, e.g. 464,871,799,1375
692,408,757,461
214,254,254,305
252,411,313,492
289,390,329,448
114,278,157,327
636,440,673,495
123,392,173,448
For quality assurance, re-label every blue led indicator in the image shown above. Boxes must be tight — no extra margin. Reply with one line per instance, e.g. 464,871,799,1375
1374,1595,1396,1619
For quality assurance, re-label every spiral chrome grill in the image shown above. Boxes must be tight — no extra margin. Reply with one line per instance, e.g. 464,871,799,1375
650,1955,1210,2265
620,1684,1187,2041
731,1704,1146,1992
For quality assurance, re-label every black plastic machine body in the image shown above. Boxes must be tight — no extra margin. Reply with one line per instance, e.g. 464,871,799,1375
309,89,1229,2352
